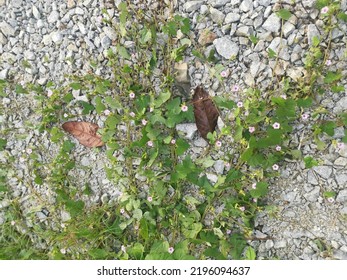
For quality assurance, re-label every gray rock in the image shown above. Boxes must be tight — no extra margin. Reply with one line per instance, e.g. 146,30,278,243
0,0,5,6
24,50,35,60
0,69,8,79
200,5,208,15
334,157,347,166
75,7,84,15
208,0,230,8
213,160,225,174
176,123,198,140
336,189,347,203
48,10,60,23
61,210,71,222
51,31,63,43
213,37,239,59
32,5,41,19
240,0,253,12
336,173,347,187
225,13,241,24
302,0,316,8
333,97,347,114
307,170,319,185
263,13,281,33
101,36,111,48
236,26,251,37
304,186,320,202
210,7,225,24
313,166,333,179
0,21,16,36
258,0,271,5
103,26,118,40
307,24,320,46
0,31,7,45
11,0,22,8
283,22,295,37
206,173,218,184
333,250,347,260
274,240,287,249
184,1,204,12
265,239,274,249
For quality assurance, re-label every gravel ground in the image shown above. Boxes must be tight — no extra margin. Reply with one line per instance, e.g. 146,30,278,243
1,0,347,259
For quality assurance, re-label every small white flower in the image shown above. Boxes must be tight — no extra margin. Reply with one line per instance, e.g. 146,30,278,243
327,197,334,203
129,112,135,118
11,221,15,226
239,206,245,212
120,208,125,214
232,85,239,92
252,183,257,189
121,245,126,253
142,119,147,125
273,122,280,129
220,70,228,78
63,113,68,118
280,94,287,100
272,164,279,171
60,248,66,255
170,139,176,145
104,109,111,116
325,60,332,66
26,148,32,154
253,198,258,203
275,145,281,151
147,196,153,202
237,101,243,108
168,247,174,254
47,90,53,97
215,140,222,147
301,113,309,120
181,105,188,112
321,6,329,14
249,126,255,133
147,141,153,147
226,229,232,235
129,92,135,99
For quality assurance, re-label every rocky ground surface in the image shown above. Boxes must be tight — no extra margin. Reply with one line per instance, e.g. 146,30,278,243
1,0,347,259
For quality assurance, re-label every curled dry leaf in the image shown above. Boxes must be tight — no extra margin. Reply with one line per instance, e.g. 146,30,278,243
192,86,219,140
62,121,104,148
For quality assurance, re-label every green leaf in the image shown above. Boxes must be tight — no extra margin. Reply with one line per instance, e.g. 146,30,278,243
249,35,259,44
105,96,122,110
338,12,347,22
0,138,7,151
94,96,106,114
304,156,319,169
176,138,190,156
15,84,27,94
127,243,144,260
268,48,276,58
297,97,313,108
79,101,94,115
88,249,109,260
65,200,84,218
331,85,345,93
323,191,336,198
132,208,143,220
244,246,256,260
153,90,171,108
213,96,235,109
117,45,130,59
320,121,336,136
69,82,82,90
250,182,268,198
324,71,342,84
276,9,292,20
312,36,320,47
182,222,203,239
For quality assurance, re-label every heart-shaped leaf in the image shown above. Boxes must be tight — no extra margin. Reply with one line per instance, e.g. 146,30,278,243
62,121,104,148
192,86,219,140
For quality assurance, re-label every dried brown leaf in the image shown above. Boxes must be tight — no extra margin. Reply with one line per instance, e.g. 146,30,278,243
62,121,104,148
192,86,219,140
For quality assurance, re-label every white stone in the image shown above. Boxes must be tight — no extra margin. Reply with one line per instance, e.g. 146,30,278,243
75,7,84,15
176,123,197,140
48,10,60,23
0,21,15,36
213,37,239,59
210,7,225,24
313,166,333,179
225,13,241,24
184,1,204,12
32,5,41,19
263,13,281,33
208,0,230,8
